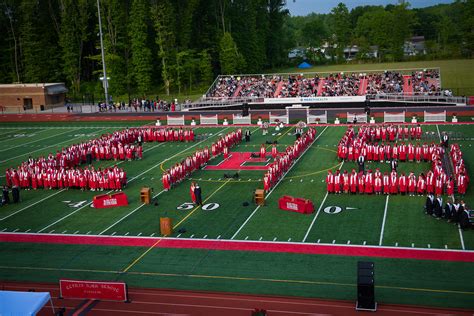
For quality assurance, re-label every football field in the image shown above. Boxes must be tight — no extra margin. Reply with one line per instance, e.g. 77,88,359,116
0,121,473,310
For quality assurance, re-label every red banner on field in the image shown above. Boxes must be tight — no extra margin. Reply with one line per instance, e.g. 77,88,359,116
59,279,128,301
93,192,128,209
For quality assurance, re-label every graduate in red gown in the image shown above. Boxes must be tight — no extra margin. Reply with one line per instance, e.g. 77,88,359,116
326,170,334,193
350,170,357,194
399,173,407,195
260,144,266,158
190,182,196,204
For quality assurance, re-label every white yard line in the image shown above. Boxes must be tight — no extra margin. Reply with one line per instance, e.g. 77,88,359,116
378,195,390,246
436,124,465,250
435,124,441,140
302,159,344,243
458,224,466,250
0,189,66,221
231,126,328,240
0,128,78,152
98,190,165,235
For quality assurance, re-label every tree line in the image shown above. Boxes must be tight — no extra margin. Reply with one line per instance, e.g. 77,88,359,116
0,0,472,100
286,1,474,63
0,0,288,99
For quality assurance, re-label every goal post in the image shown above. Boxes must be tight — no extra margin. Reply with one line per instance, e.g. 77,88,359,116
384,111,406,123
424,111,446,122
167,115,185,126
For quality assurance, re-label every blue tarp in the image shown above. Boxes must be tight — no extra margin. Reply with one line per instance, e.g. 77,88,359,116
0,291,52,315
298,62,312,69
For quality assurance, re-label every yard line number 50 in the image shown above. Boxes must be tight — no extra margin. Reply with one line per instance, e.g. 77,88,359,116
177,202,220,211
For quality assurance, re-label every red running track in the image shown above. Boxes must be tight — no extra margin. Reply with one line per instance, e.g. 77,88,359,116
1,232,473,262
0,281,471,316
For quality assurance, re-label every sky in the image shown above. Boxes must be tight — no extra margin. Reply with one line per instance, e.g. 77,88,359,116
285,0,455,16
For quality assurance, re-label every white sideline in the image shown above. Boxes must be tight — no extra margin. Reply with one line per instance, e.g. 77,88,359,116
0,128,78,152
302,160,344,243
231,126,328,240
379,195,390,246
36,127,226,232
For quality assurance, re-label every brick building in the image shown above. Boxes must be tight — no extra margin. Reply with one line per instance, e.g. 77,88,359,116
0,83,68,111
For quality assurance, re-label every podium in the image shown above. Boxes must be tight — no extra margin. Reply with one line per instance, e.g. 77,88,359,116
160,217,173,236
140,187,151,204
254,189,265,206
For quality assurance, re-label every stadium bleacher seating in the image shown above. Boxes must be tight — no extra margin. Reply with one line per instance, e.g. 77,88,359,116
206,69,443,99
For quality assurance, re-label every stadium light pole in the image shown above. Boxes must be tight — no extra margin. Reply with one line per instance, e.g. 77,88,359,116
97,0,109,108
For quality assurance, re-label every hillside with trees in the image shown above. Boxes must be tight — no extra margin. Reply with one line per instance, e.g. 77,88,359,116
0,0,472,100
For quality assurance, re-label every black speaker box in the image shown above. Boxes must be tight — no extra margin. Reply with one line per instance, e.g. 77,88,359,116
356,261,376,311
242,103,249,116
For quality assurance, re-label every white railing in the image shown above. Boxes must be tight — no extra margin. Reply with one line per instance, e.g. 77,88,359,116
347,112,367,123
307,110,328,124
424,110,447,122
167,115,185,125
384,111,406,123
232,114,251,125
269,112,289,124
200,114,218,125
372,94,466,105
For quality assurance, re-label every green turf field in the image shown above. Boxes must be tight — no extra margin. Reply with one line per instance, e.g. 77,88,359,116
0,121,473,309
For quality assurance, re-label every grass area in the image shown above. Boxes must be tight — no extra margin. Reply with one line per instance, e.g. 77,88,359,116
275,59,474,95
0,243,473,309
0,121,473,309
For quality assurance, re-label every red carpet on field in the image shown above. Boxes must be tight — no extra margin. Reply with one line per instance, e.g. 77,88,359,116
204,152,270,170
1,233,473,262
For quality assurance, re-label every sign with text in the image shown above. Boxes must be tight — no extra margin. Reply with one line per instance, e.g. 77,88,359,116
59,279,128,302
264,96,366,104
93,192,128,209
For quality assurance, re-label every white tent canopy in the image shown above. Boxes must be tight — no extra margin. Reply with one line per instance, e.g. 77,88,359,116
0,291,54,315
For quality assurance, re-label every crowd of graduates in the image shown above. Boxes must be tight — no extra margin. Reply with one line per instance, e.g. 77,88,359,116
4,127,196,192
327,125,469,196
263,128,317,192
162,129,242,190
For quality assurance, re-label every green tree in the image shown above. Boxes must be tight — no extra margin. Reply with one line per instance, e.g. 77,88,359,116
129,0,152,96
355,8,393,61
20,0,60,82
59,0,90,95
100,0,130,97
198,50,213,86
219,32,245,74
389,1,416,60
301,17,327,48
152,0,176,96
330,2,352,60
